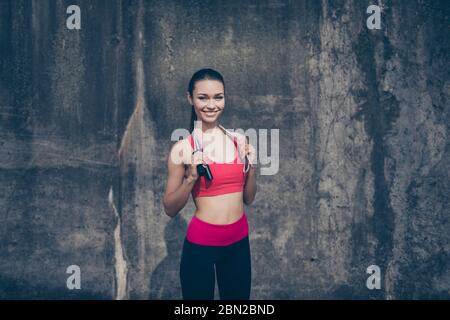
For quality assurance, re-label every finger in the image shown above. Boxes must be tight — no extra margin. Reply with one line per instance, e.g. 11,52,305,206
192,151,202,162
192,155,204,165
193,154,204,164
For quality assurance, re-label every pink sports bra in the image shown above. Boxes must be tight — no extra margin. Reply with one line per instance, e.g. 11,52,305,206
187,134,246,198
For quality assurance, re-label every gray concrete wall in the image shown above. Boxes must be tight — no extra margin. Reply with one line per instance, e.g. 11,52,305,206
0,0,448,299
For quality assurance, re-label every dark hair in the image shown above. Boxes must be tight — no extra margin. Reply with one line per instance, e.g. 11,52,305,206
188,68,225,132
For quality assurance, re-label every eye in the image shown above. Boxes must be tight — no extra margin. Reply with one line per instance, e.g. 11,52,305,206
215,96,223,100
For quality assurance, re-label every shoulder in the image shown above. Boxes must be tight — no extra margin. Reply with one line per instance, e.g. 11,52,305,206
230,131,245,139
171,135,194,151
168,137,193,165
229,131,246,144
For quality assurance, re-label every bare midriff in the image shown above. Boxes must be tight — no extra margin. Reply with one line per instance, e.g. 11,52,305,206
193,191,244,225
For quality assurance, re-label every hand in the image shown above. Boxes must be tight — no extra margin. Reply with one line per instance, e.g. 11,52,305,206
245,142,256,165
185,150,206,182
236,136,256,166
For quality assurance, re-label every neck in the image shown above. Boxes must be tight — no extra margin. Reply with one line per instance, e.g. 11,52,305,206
194,121,219,134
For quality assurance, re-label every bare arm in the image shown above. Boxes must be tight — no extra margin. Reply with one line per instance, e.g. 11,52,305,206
234,132,257,205
163,140,202,218
243,165,257,205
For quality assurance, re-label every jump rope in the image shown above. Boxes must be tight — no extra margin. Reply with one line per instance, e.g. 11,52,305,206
191,125,251,180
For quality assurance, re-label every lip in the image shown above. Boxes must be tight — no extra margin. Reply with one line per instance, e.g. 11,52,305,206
202,110,219,117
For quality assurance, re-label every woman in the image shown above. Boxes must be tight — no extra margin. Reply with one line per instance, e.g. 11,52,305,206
163,68,257,300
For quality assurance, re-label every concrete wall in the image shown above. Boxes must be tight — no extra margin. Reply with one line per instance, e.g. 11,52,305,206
0,0,448,299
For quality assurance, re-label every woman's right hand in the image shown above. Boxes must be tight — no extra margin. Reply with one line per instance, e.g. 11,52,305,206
185,150,205,183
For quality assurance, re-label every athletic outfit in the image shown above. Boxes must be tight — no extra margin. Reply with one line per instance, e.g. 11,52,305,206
180,133,251,300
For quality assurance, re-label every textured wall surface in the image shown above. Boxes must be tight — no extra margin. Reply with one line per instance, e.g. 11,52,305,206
0,0,448,299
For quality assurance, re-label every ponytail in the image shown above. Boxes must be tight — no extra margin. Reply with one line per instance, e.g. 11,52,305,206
189,105,197,133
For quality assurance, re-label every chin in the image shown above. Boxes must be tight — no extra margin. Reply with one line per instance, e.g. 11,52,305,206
202,117,218,123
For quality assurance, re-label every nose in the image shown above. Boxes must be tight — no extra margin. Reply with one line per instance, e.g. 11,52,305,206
206,99,216,109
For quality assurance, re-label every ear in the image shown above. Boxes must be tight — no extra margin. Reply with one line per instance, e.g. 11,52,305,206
187,92,193,106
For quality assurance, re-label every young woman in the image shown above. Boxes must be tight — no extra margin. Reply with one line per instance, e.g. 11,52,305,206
163,68,257,300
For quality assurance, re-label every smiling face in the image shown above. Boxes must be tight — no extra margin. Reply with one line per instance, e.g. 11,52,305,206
187,79,225,129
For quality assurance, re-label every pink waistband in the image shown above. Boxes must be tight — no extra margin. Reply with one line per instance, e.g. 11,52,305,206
186,212,249,246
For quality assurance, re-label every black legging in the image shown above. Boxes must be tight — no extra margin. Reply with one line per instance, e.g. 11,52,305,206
180,235,251,300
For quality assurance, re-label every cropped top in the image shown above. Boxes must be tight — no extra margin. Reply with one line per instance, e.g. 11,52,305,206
187,133,246,198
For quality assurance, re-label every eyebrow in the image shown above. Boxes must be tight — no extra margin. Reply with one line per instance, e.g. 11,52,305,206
197,93,224,96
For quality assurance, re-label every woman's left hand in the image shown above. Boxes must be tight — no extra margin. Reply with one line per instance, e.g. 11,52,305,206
245,143,257,166
236,136,256,166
